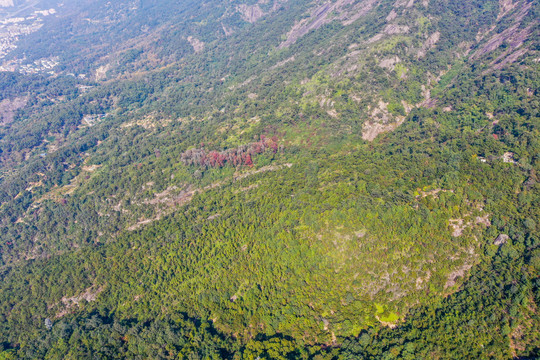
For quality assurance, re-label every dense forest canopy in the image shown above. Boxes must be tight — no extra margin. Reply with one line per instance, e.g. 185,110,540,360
0,0,538,358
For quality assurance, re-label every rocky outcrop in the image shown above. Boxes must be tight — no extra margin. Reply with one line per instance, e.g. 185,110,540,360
384,23,410,35
498,0,515,19
279,2,334,48
394,0,415,7
472,2,533,60
417,31,440,58
237,4,265,23
0,96,27,124
469,1,537,74
494,234,509,246
379,56,401,70
94,64,111,81
368,23,410,43
362,100,405,141
279,0,379,48
386,9,398,21
187,36,205,53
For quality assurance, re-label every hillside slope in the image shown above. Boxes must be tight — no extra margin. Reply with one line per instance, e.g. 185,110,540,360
0,0,539,358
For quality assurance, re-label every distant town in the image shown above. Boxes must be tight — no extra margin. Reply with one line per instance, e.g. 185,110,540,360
0,5,60,74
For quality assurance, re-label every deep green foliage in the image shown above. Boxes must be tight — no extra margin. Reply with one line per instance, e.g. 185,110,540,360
0,0,538,358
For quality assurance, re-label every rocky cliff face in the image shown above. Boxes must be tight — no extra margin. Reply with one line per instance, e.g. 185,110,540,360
0,1,538,357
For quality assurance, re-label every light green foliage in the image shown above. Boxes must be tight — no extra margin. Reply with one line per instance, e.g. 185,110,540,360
0,0,538,358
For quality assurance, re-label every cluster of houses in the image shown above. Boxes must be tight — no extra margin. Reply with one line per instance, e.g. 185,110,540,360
0,7,58,73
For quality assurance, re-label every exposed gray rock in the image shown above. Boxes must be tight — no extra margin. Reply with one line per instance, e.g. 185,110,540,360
494,234,509,246
237,4,264,23
379,56,401,70
187,36,204,53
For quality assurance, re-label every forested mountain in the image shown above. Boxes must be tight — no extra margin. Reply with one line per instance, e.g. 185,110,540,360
0,0,538,358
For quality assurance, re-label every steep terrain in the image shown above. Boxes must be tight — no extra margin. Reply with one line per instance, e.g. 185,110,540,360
0,0,539,358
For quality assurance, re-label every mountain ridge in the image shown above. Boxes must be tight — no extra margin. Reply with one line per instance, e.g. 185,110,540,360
0,0,538,358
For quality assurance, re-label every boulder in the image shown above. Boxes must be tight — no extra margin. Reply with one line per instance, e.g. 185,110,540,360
494,234,509,246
